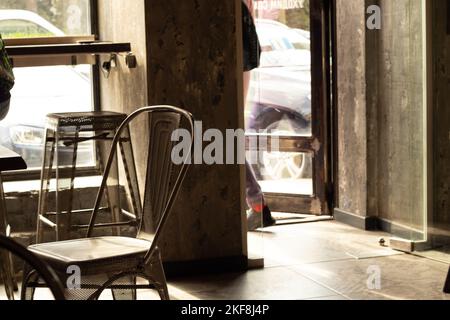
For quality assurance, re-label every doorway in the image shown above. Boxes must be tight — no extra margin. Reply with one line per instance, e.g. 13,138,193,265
245,0,334,217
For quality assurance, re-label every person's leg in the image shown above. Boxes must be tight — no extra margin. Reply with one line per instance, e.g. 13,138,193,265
243,72,275,230
246,161,264,213
244,71,263,211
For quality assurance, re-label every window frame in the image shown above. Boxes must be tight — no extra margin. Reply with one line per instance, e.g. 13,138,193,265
1,0,103,182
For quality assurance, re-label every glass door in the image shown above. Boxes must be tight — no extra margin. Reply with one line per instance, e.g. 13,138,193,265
245,0,332,215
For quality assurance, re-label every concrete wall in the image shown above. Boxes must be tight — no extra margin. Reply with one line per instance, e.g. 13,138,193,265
97,0,246,265
97,0,149,189
336,0,427,235
144,0,245,263
336,0,368,217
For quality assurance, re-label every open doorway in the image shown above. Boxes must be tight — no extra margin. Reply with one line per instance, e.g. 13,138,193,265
245,0,334,224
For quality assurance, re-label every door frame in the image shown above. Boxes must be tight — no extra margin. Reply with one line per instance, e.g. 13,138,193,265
246,0,335,216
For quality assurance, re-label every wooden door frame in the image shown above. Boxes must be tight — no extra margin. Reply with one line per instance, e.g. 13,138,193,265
257,0,334,216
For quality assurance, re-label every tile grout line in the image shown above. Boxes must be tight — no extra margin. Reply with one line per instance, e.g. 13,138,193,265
263,253,402,270
287,266,356,300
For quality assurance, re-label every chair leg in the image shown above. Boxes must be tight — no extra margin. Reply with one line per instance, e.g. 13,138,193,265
145,251,170,300
21,268,38,301
8,251,18,292
37,129,56,244
0,249,15,300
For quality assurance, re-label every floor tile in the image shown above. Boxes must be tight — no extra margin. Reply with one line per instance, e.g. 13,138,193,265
250,221,400,268
170,267,336,300
289,254,450,300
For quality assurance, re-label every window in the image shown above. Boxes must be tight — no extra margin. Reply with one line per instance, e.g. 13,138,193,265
0,20,54,38
0,1,91,37
0,0,96,174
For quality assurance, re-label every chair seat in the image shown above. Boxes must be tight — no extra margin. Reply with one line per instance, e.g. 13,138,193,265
28,237,151,273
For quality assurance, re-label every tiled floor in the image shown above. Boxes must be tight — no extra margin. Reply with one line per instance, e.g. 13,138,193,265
168,221,450,300
2,220,449,300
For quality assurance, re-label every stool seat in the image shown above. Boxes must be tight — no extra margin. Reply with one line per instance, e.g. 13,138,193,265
46,111,127,132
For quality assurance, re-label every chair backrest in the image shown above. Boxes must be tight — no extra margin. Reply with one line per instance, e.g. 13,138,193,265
87,106,194,261
0,235,65,300
141,111,182,236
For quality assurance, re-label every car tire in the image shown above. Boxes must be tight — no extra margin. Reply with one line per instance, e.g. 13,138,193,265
257,117,312,181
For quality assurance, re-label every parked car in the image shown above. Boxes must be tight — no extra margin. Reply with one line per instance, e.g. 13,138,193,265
0,9,65,38
0,10,94,169
246,19,312,180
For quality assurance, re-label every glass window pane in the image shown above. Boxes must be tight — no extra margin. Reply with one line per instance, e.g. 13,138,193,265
0,65,95,169
245,1,313,198
245,0,312,138
377,0,427,243
0,0,91,38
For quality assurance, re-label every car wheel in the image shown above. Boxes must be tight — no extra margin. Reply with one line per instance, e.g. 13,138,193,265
260,119,312,181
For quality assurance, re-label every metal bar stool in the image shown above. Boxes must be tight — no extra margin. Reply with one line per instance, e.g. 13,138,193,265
36,111,142,243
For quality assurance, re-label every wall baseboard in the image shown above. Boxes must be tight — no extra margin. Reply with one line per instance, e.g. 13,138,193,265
377,218,425,241
334,208,427,243
334,208,378,231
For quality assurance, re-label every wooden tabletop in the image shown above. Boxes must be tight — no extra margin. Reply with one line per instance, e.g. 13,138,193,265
0,146,27,172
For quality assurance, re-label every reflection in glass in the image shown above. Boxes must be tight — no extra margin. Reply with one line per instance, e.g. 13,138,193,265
0,65,95,169
245,0,313,198
245,0,312,138
0,0,91,38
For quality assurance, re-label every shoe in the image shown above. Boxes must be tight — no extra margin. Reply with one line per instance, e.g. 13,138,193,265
247,209,261,231
262,206,276,227
247,206,276,231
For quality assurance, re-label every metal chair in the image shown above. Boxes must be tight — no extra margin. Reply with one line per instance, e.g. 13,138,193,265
0,235,65,300
22,106,194,300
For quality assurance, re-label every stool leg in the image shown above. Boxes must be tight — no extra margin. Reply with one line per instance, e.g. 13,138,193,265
55,129,79,241
97,130,121,236
37,128,56,243
0,250,15,300
119,125,142,225
65,127,80,239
